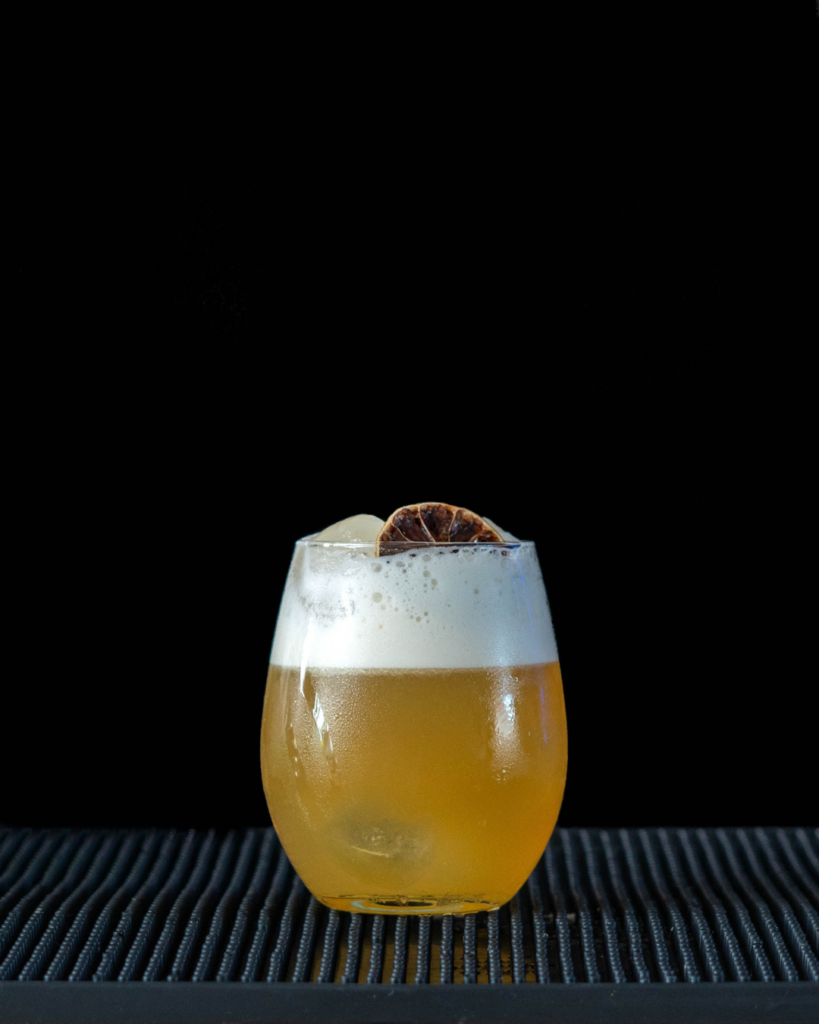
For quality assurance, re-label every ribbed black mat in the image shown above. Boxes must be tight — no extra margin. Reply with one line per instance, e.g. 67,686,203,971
0,827,817,1023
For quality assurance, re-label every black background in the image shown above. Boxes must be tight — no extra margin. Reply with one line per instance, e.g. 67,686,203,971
3,15,813,833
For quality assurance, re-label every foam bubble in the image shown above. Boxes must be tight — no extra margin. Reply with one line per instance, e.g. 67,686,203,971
270,541,558,669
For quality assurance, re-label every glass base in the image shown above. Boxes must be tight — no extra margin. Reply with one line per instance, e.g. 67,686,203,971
315,895,501,915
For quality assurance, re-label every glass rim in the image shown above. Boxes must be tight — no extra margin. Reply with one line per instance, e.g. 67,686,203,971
295,538,531,549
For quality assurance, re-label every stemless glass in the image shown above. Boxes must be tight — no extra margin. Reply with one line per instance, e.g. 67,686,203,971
261,538,567,914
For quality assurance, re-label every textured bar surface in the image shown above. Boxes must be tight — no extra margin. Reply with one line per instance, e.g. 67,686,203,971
0,827,817,1023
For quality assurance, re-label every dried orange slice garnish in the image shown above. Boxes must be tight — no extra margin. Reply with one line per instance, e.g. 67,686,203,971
375,503,503,556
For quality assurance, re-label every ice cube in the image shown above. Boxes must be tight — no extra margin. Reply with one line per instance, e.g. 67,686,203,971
482,516,520,542
313,514,385,545
335,816,430,879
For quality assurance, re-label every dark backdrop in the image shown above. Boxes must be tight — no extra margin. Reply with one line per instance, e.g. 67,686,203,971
3,27,812,831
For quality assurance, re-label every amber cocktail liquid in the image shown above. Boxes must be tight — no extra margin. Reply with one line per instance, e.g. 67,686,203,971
261,507,567,915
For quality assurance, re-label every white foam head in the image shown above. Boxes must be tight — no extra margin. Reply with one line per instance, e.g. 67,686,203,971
270,540,558,669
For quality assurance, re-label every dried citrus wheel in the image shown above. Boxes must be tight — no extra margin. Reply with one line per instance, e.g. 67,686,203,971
375,503,503,556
